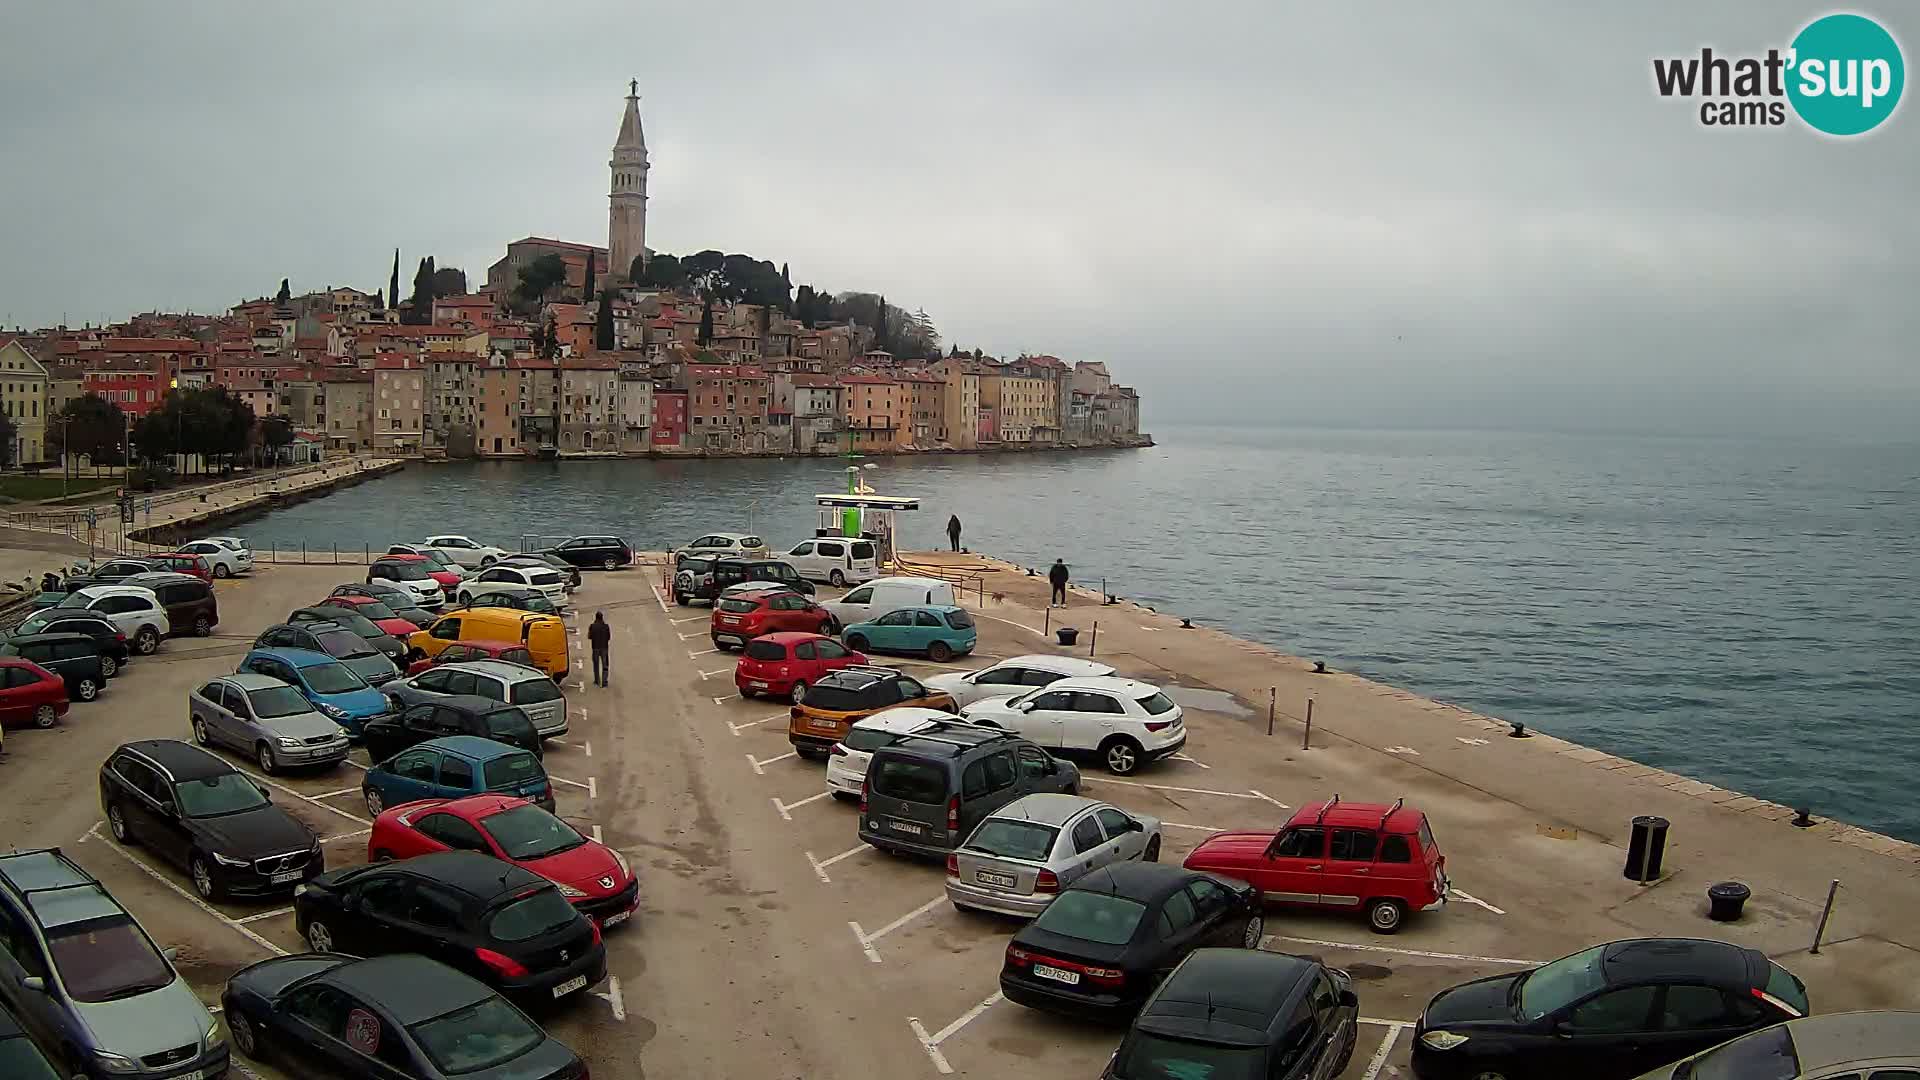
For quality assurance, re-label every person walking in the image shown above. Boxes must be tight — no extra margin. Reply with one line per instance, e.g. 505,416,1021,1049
947,514,963,552
1048,558,1069,607
588,612,612,687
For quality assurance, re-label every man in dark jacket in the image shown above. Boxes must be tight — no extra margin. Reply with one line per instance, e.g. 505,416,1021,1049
1048,559,1069,606
588,612,612,687
947,514,962,552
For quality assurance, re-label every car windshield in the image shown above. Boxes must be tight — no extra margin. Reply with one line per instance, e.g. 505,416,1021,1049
480,804,586,860
382,561,432,581
394,607,434,626
1137,693,1176,716
44,917,176,1004
743,640,786,661
1114,1033,1263,1080
965,820,1058,862
248,686,313,719
804,685,869,712
1677,1023,1798,1080
407,997,544,1075
1031,890,1147,946
322,612,382,637
1518,946,1606,1020
173,773,269,817
420,550,457,568
509,679,561,706
680,557,715,574
718,598,758,614
483,752,543,792
515,595,558,614
350,600,399,620
316,630,375,659
485,888,578,942
483,708,537,743
302,661,368,694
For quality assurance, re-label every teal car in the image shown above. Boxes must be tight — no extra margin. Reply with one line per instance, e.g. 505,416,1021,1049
841,605,977,662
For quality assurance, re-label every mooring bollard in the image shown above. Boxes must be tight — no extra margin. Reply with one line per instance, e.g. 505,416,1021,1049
1626,815,1670,884
1088,620,1098,657
1810,879,1840,954
1301,696,1313,747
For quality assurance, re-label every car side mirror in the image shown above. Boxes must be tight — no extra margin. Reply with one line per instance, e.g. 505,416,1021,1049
1019,700,1036,712
1126,819,1144,833
21,976,46,994
253,781,271,798
1338,989,1358,1009
162,947,179,962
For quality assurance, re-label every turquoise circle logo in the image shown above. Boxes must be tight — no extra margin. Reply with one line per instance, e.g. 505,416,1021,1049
1787,13,1905,135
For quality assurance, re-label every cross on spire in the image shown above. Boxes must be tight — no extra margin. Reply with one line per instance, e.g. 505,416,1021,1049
628,78,638,98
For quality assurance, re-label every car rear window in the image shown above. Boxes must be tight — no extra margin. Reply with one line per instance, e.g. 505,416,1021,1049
482,752,543,791
851,542,874,559
529,572,562,588
680,557,715,573
965,820,1057,862
944,609,975,629
1686,1024,1798,1080
484,708,538,743
844,727,903,752
718,598,759,614
501,647,534,667
870,758,948,804
804,685,868,712
509,678,562,706
1030,890,1146,946
316,630,373,658
1114,1033,1262,1080
1137,692,1176,716
485,887,578,942
744,640,787,661
1764,962,1810,1016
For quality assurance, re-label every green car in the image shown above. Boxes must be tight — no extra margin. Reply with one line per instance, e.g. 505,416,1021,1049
841,605,978,662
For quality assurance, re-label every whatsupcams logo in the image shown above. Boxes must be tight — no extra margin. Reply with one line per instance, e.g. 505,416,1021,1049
1653,12,1905,134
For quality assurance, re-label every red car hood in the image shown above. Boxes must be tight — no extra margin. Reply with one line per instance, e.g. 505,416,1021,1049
522,841,629,895
1182,830,1277,867
375,617,420,637
427,570,462,588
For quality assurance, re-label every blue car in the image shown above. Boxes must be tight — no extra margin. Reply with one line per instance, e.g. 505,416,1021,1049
235,647,390,737
841,605,978,662
360,734,555,818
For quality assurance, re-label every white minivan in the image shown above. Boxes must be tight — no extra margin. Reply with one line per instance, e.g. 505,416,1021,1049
821,576,958,628
780,538,880,586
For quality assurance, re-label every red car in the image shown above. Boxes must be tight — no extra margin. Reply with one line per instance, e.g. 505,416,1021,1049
149,553,214,583
368,794,639,928
378,552,462,591
1182,797,1448,934
315,593,421,638
735,632,868,705
710,589,834,651
0,658,71,729
404,639,536,676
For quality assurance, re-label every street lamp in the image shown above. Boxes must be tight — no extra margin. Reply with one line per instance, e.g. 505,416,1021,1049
169,378,180,479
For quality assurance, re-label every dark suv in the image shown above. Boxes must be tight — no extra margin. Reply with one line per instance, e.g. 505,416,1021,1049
859,727,1081,858
0,633,107,702
1104,949,1360,1079
9,609,130,676
540,534,633,570
121,572,219,637
674,558,814,605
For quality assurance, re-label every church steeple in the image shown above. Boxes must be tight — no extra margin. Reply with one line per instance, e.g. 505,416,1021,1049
615,79,645,150
608,81,650,285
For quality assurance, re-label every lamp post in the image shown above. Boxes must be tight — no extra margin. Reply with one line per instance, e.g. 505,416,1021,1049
169,378,180,479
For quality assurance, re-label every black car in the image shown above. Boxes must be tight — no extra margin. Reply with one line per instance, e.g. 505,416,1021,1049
860,727,1081,857
454,585,560,616
363,695,544,762
539,535,633,571
98,739,323,901
9,609,130,676
288,606,407,663
0,633,107,702
69,558,161,589
1105,949,1360,1080
120,572,220,638
256,621,401,686
0,997,60,1080
1410,938,1811,1080
674,557,813,605
221,952,585,1080
1001,863,1263,1021
293,852,606,1001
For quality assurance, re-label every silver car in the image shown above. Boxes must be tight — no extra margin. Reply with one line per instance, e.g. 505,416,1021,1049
946,794,1162,917
382,659,569,738
188,672,350,774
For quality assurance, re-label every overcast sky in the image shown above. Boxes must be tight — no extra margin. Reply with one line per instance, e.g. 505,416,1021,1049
3,3,1915,437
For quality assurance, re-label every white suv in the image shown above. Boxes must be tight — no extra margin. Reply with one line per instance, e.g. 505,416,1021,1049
457,564,568,608
780,538,879,586
54,584,172,654
675,533,768,561
959,676,1186,776
825,707,961,799
420,534,508,569
179,538,254,578
923,654,1117,709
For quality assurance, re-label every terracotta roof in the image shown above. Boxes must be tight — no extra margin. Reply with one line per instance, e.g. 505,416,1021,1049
561,355,619,370
427,354,480,365
373,357,420,371
508,236,608,256
99,337,199,352
686,364,769,380
790,374,840,388
840,374,897,385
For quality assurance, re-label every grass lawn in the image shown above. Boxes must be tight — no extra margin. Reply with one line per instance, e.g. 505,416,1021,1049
0,474,124,502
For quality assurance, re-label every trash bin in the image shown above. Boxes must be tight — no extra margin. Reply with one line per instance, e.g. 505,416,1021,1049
1057,628,1079,646
1623,815,1670,881
1707,881,1751,922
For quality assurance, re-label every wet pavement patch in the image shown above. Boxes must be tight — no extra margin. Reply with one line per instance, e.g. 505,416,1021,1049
1161,684,1254,717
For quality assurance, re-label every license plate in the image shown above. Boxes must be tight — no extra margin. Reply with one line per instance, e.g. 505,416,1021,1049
975,870,1016,888
716,634,742,645
810,719,837,732
552,975,588,998
1033,964,1080,985
886,820,924,836
749,681,769,690
721,617,740,625
270,871,302,884
602,909,631,928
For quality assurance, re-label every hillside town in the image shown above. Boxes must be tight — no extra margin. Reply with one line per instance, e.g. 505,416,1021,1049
0,86,1146,466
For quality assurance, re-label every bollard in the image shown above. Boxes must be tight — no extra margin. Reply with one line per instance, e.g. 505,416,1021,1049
1302,697,1313,748
1265,688,1277,737
1810,879,1839,954
1088,620,1098,658
1044,606,1051,637
1625,816,1670,884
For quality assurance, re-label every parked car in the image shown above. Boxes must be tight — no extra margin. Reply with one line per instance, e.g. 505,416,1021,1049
1001,863,1263,1021
384,659,568,739
405,639,538,676
67,557,161,589
254,621,400,687
778,537,880,586
314,593,422,636
0,848,227,1080
420,535,510,569
537,534,633,571
204,535,249,551
386,543,474,580
287,605,407,662
1411,938,1810,1080
0,997,60,1080
189,672,351,773
789,666,958,758
53,584,170,655
494,553,581,590
455,564,568,608
330,580,424,610
361,735,555,815
711,589,835,651
221,953,587,1079
178,537,253,578
1183,797,1448,935
859,726,1081,857
962,676,1186,776
367,558,447,608
1631,1010,1920,1080
9,609,128,676
99,739,323,900
383,552,463,591
236,647,391,736
674,557,814,605
947,795,1163,917
363,696,544,762
119,572,219,637
826,708,963,800
1106,949,1360,1080
0,659,68,730
145,552,213,584
368,794,638,928
820,575,959,627
925,655,1118,709
734,632,867,704
454,585,560,616
0,633,106,702
842,605,977,662
675,532,768,560
410,609,570,680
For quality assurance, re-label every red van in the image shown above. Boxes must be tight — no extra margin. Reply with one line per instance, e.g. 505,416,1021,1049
1182,797,1447,934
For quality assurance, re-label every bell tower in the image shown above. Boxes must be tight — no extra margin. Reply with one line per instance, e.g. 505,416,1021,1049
609,80,649,285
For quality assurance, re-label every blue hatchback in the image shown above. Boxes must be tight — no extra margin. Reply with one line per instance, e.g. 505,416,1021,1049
841,605,978,662
360,734,556,817
235,647,391,736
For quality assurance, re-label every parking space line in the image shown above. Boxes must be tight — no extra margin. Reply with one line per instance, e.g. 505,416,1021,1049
678,632,704,641
583,739,592,758
236,766,371,826
590,824,603,844
341,758,368,771
805,844,870,883
92,834,287,956
590,975,626,1022
1161,821,1222,833
1082,776,1281,803
748,751,796,775
236,906,293,924
1448,887,1507,915
687,648,720,659
729,713,787,736
1265,935,1536,967
849,894,947,962
713,693,743,705
550,774,596,793
698,668,731,679
648,583,670,614
322,829,369,844
1169,753,1210,770
908,990,1002,1075
1248,788,1287,808
1360,1021,1408,1080
670,615,705,624
311,787,360,799
772,791,833,821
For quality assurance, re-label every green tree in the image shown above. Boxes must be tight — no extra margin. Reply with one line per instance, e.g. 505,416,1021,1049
430,265,467,297
638,253,684,289
259,415,295,463
539,312,561,360
0,411,17,466
389,248,401,311
583,253,597,304
697,292,714,346
275,278,290,304
50,394,127,467
595,292,616,351
513,254,568,310
794,285,816,329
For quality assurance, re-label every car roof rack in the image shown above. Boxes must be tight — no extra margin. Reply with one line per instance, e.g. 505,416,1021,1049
1313,794,1341,825
896,727,1012,753
1378,797,1405,830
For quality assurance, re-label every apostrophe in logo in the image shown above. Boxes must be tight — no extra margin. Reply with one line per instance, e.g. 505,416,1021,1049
1651,12,1904,135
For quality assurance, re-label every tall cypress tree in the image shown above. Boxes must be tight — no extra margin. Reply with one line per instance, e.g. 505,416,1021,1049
583,254,597,304
595,291,615,351
275,278,290,304
389,249,400,310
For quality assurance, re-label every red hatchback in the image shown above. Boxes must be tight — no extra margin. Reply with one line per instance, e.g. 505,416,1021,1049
1182,797,1448,934
710,589,833,651
379,552,462,591
368,794,640,928
735,632,868,705
0,658,71,730
150,553,214,583
315,593,422,638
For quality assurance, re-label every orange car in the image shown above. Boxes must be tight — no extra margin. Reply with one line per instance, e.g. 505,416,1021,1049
788,666,957,758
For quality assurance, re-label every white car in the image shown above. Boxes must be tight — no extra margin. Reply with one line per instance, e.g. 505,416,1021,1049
779,538,879,586
420,534,509,569
456,564,569,608
924,655,1118,709
178,538,254,578
824,707,962,799
675,533,769,561
959,676,1186,776
367,560,445,608
819,576,958,628
205,536,250,551
54,584,172,654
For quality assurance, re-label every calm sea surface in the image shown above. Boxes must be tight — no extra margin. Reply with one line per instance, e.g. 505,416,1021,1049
241,428,1920,840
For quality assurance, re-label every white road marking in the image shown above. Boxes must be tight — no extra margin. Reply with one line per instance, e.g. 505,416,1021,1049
1083,776,1283,804
806,844,871,883
570,681,585,691
93,834,286,956
1361,1023,1404,1080
341,758,368,771
1384,745,1422,756
236,766,370,825
1456,737,1490,746
236,906,293,924
772,791,833,821
849,894,947,962
591,975,626,1021
648,583,670,614
1170,752,1211,770
713,694,743,705
908,991,1003,1074
311,787,360,799
729,713,787,736
678,632,702,641
671,615,705,624
962,606,1048,638
321,829,369,844
1265,935,1536,967
1162,822,1223,833
687,648,720,659
550,773,595,791
1448,887,1507,915
583,739,592,758
698,668,731,680
1249,788,1287,808
591,825,604,845
748,751,797,775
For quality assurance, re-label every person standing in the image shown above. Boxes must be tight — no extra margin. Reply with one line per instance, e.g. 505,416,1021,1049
1048,558,1069,606
947,514,963,552
588,612,612,687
